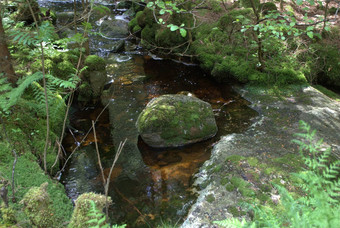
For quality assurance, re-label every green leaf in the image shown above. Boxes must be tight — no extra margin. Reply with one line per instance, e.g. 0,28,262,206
169,25,179,31
307,31,314,39
296,0,303,5
159,9,165,15
290,22,296,27
324,26,330,32
180,28,187,37
306,26,314,31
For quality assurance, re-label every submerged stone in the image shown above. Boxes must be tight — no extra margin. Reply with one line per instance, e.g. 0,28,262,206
136,94,218,148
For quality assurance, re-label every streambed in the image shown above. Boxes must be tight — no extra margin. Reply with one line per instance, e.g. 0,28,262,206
38,0,258,226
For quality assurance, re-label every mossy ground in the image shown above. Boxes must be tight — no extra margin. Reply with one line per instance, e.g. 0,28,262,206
206,152,306,217
0,101,72,226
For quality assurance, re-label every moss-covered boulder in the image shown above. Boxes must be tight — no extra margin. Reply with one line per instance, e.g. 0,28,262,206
136,94,218,148
259,2,277,15
84,55,106,71
20,182,57,227
69,192,112,228
99,19,129,39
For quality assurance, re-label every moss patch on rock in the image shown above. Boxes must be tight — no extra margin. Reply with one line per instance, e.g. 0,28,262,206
84,55,106,72
136,94,217,147
69,192,112,228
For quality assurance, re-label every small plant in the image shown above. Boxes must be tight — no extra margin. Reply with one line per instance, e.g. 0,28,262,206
214,120,340,227
86,200,126,228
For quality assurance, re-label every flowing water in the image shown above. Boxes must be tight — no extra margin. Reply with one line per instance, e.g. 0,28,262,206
39,1,258,226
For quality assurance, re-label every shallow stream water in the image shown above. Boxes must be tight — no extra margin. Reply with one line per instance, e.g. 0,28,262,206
39,0,258,226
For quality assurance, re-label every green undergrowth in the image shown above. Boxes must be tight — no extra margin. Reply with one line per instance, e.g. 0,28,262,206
313,85,340,102
190,18,307,86
0,100,73,226
214,121,340,227
0,152,73,226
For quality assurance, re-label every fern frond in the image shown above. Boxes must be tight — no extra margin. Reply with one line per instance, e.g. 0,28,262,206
213,218,248,228
10,29,39,46
38,21,55,42
4,72,44,111
46,74,79,89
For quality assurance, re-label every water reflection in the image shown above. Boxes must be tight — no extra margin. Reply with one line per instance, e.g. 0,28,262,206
62,55,257,227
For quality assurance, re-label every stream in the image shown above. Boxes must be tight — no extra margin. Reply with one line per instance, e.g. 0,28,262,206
39,0,258,226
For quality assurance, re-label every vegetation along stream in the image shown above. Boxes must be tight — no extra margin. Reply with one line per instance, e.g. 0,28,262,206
37,0,258,226
1,0,339,227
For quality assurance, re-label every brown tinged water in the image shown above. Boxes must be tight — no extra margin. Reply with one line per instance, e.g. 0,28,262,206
61,54,258,227
38,0,258,226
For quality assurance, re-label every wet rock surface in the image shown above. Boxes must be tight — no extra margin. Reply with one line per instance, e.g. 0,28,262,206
181,86,340,228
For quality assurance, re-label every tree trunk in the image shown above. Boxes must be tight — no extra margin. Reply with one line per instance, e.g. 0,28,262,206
0,14,16,84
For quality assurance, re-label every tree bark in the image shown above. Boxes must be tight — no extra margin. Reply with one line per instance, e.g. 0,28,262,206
0,13,16,84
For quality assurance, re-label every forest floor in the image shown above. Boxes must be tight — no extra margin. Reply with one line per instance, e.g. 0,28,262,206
181,85,340,227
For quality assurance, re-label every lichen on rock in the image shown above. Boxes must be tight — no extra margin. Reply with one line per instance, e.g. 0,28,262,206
136,94,218,148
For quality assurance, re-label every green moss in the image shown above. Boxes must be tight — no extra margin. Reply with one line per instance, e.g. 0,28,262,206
92,5,111,19
141,25,158,45
259,2,277,15
221,178,229,186
259,184,272,193
313,85,340,101
273,153,304,172
230,176,255,197
247,157,259,166
257,192,270,203
205,194,215,203
84,55,106,71
0,155,73,225
264,66,307,86
218,8,254,31
228,206,241,217
69,192,112,228
20,182,57,227
213,164,222,173
128,17,138,30
0,206,16,225
54,60,75,80
240,0,260,8
78,82,93,101
225,154,245,164
136,8,154,28
155,28,187,48
226,184,235,192
264,167,275,175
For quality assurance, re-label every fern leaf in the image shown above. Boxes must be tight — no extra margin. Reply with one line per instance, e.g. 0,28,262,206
5,72,44,111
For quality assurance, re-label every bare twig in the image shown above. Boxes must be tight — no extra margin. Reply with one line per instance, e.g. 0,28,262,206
50,138,61,173
0,179,9,207
105,139,126,220
92,118,126,222
92,120,106,184
55,100,111,178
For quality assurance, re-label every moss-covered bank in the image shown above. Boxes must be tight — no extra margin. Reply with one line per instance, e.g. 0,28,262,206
129,2,340,89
